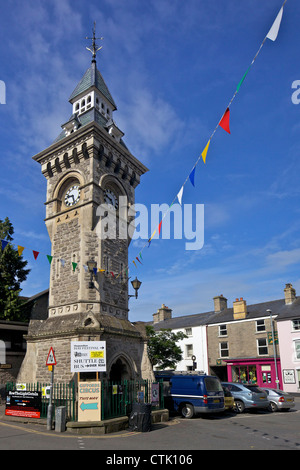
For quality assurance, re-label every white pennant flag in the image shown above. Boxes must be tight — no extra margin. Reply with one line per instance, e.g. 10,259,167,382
266,7,283,41
60,259,66,267
177,186,184,205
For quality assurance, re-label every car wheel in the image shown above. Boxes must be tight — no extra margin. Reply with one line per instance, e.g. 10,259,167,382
268,401,278,412
234,400,245,413
181,404,194,419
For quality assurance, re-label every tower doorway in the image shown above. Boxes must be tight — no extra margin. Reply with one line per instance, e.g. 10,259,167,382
109,357,133,382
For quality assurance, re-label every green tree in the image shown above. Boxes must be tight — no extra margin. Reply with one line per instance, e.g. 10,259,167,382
146,325,187,370
0,217,30,321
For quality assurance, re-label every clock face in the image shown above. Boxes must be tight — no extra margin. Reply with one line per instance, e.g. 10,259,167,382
64,185,80,207
104,189,118,209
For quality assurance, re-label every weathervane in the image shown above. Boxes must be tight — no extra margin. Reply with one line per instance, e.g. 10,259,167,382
86,22,103,63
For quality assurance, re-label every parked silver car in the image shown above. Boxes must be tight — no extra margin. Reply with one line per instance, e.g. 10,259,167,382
222,382,269,413
262,388,295,412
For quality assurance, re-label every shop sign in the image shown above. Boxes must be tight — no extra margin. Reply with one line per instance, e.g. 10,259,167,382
283,369,296,384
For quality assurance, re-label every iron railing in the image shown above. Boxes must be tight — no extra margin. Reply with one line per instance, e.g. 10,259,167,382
6,379,164,422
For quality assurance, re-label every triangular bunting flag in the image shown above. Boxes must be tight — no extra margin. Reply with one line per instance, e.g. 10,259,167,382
133,260,137,268
110,271,115,277
158,221,162,235
72,262,77,272
267,6,283,42
237,67,250,93
1,240,8,251
33,250,39,260
98,268,105,273
83,264,88,272
177,186,184,205
60,259,66,267
139,252,143,260
136,256,142,265
46,255,53,265
93,267,97,275
17,246,25,256
189,167,196,187
219,108,231,134
201,140,211,163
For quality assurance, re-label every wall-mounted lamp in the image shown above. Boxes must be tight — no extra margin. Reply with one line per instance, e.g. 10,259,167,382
129,277,142,299
87,259,97,289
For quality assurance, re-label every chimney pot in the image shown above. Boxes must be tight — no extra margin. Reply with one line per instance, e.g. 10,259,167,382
284,283,296,305
233,297,247,320
213,295,228,313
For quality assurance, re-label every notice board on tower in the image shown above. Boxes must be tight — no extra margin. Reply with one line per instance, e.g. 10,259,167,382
71,341,106,373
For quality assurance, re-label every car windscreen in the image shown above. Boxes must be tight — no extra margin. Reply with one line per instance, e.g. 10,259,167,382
244,385,264,393
205,377,223,392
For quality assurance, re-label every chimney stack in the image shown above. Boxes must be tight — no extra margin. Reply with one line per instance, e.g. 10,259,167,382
233,297,247,320
284,283,296,305
213,295,228,313
153,304,172,324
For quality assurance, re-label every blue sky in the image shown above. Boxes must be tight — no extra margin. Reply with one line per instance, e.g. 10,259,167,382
1,0,300,322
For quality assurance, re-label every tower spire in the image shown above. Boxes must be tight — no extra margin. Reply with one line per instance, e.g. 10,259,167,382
85,21,103,63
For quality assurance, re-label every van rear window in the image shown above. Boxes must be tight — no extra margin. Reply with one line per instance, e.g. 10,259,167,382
204,377,223,392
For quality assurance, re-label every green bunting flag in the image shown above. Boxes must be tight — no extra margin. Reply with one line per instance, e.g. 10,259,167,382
47,255,53,265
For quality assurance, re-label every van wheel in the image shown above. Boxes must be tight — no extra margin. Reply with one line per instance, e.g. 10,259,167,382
234,400,245,413
181,404,194,419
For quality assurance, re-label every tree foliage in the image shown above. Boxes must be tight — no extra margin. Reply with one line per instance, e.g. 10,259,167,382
146,325,187,370
0,217,31,321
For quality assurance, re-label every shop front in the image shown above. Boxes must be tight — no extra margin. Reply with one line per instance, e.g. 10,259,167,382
224,358,282,389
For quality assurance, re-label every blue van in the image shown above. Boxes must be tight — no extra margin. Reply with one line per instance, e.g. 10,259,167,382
156,372,225,418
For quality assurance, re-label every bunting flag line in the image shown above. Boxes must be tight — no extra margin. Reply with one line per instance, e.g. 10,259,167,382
120,0,288,280
0,2,289,284
267,6,284,41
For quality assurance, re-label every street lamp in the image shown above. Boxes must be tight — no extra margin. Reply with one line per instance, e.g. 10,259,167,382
266,309,280,390
87,259,97,289
129,277,142,299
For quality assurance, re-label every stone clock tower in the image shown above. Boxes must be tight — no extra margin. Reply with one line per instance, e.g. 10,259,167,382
18,28,153,383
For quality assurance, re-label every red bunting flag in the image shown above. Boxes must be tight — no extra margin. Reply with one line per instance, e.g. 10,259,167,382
158,221,162,235
219,108,231,134
32,250,39,260
136,256,142,265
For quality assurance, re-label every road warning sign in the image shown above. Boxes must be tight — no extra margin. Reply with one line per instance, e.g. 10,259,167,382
46,347,57,366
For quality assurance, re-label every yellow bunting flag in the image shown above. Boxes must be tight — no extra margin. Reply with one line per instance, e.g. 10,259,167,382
201,140,210,163
17,246,25,256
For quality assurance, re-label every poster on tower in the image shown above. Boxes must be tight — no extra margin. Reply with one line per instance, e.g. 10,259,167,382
71,341,106,373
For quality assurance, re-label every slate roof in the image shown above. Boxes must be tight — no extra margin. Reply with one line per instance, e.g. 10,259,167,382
152,296,300,331
69,62,117,110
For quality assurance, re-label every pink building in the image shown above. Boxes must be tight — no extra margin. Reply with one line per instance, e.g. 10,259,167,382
277,294,300,394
